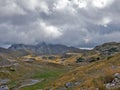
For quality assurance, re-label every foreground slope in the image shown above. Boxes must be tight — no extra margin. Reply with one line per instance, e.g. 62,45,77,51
50,53,120,90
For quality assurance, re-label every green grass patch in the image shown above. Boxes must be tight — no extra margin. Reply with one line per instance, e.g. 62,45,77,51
33,70,61,79
19,66,71,90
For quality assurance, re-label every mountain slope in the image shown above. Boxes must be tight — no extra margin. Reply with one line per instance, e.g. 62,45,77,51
50,53,120,90
9,43,80,55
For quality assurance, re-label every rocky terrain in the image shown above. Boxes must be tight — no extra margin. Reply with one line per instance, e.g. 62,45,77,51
94,42,120,56
9,42,80,55
0,42,120,90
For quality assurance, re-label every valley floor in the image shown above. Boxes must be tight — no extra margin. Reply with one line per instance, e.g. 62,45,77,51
1,42,120,90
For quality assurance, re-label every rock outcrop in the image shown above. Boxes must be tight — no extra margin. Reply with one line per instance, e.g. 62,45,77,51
105,73,120,89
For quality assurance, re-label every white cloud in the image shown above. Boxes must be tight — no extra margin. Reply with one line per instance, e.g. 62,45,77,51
53,0,76,15
39,21,62,38
0,0,25,17
0,20,62,44
53,0,88,14
53,0,70,10
92,0,114,9
98,17,112,27
17,0,50,14
72,0,88,9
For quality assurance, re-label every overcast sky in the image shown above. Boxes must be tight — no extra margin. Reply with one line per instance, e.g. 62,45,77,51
0,0,120,48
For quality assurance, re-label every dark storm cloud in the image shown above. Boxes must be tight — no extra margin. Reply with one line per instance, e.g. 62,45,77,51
0,0,120,48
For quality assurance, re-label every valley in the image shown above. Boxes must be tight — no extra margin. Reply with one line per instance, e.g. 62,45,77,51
0,42,120,90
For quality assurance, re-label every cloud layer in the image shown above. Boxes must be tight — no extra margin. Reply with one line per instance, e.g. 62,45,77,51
0,0,120,48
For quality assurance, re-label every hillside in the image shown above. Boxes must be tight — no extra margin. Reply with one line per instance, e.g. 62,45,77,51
0,42,120,90
50,53,120,90
94,42,120,56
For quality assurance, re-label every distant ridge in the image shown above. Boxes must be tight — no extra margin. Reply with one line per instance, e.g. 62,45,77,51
0,42,120,56
9,42,80,55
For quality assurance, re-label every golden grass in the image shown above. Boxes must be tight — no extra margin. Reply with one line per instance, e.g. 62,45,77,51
51,53,120,90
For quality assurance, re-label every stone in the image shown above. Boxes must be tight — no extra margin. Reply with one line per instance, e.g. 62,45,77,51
114,78,120,83
0,85,9,90
0,79,10,85
114,73,120,79
10,67,16,71
74,81,81,86
65,82,74,88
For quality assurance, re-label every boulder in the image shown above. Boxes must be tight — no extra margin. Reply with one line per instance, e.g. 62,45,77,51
114,73,120,79
0,79,10,85
65,82,74,88
0,85,9,90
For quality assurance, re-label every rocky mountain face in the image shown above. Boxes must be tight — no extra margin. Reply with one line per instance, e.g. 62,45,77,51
9,43,80,55
74,42,120,63
94,42,120,56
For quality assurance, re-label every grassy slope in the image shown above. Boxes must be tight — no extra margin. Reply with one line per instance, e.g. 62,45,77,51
0,54,72,90
1,51,120,90
20,65,71,90
51,53,120,90
15,55,73,90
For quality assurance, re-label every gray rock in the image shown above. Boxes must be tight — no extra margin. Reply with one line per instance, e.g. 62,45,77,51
65,82,74,88
0,79,10,85
111,65,117,69
105,73,120,89
113,78,120,83
74,81,81,86
114,73,120,79
0,85,9,90
105,83,116,89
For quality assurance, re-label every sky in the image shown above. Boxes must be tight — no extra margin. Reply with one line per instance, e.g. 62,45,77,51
0,0,120,48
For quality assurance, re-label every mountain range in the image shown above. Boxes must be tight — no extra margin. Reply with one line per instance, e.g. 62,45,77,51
0,42,119,56
8,42,80,55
